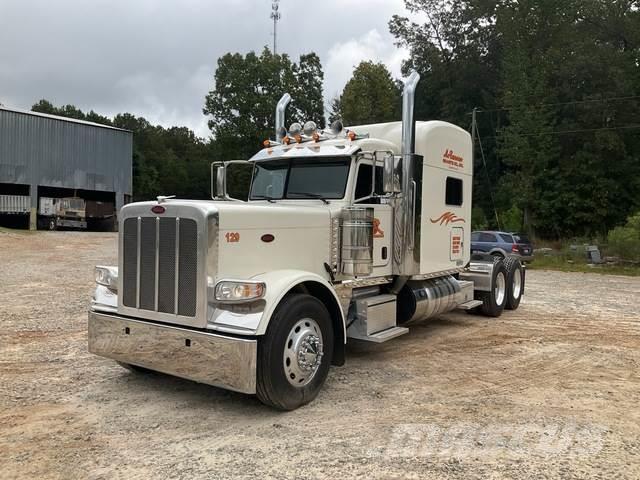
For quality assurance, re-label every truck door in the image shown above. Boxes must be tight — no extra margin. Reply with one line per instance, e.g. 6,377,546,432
353,161,391,272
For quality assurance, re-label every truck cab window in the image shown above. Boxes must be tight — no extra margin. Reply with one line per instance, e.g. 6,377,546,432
251,161,288,199
354,163,384,203
287,160,350,199
250,157,350,201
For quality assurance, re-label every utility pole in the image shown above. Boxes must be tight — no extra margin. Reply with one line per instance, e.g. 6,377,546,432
271,1,281,55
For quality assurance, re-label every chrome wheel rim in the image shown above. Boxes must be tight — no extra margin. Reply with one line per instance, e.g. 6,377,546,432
495,272,506,306
283,318,324,387
512,268,522,299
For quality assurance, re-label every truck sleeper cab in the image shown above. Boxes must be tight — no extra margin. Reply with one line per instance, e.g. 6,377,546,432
89,72,525,410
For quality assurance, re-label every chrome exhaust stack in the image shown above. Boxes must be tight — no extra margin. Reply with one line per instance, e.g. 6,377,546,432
275,93,291,139
401,71,420,160
392,70,422,280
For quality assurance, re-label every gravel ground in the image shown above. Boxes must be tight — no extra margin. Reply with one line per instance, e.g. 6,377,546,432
1,230,639,480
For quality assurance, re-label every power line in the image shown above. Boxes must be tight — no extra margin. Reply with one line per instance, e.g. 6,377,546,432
472,108,501,230
496,124,640,138
475,95,640,114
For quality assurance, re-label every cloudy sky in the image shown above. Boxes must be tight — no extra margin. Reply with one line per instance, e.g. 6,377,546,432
0,0,410,138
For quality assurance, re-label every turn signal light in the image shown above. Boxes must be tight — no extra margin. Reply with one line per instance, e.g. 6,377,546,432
312,132,321,142
347,130,357,141
294,134,303,144
263,139,271,148
283,136,291,145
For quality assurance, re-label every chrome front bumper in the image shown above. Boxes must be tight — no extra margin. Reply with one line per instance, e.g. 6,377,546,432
88,310,257,394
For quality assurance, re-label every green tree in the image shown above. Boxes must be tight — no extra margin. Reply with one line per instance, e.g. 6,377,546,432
328,95,342,124
203,48,325,160
390,0,640,238
31,102,213,202
31,99,58,115
334,61,400,125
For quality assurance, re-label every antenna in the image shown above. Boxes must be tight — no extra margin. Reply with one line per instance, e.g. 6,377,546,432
270,0,281,55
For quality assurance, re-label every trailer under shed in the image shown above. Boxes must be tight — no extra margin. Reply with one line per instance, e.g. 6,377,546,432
0,106,132,229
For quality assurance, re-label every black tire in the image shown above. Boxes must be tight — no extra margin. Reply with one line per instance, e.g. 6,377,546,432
491,251,505,259
116,361,154,374
256,293,334,410
504,256,525,310
475,256,508,317
48,218,57,231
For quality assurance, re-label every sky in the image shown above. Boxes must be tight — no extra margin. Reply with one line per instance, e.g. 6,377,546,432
0,0,410,138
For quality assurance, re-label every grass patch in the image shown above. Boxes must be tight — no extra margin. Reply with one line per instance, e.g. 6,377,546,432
529,253,640,277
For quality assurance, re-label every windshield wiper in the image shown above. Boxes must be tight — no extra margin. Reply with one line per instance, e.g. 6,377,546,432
287,192,329,204
251,195,277,203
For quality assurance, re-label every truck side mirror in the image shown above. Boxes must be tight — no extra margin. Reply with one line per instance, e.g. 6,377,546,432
211,160,252,201
382,153,401,193
211,163,227,200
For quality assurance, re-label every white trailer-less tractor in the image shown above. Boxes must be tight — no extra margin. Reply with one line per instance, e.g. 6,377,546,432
89,72,525,410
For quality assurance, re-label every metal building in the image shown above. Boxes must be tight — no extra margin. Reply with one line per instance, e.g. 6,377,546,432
0,106,132,229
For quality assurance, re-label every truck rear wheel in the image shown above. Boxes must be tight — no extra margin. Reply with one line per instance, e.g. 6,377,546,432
504,256,525,310
48,218,57,231
256,293,334,410
476,256,508,317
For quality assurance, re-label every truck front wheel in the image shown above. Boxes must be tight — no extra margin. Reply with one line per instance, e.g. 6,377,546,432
256,293,334,410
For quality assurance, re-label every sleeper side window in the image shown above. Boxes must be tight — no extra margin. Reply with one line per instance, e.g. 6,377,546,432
445,177,463,206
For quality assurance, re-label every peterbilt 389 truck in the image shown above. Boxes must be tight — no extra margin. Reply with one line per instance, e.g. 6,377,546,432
89,72,525,410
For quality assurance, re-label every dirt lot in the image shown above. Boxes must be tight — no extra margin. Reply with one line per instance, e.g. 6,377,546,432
1,230,639,479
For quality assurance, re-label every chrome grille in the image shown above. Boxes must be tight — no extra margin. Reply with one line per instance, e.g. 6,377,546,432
122,216,198,317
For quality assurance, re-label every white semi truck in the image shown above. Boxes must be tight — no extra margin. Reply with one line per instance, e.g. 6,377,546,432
89,72,525,410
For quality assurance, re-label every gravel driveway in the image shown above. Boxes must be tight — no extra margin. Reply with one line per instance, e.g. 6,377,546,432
1,230,639,479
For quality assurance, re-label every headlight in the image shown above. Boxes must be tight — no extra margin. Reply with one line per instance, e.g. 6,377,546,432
95,266,118,291
214,280,265,303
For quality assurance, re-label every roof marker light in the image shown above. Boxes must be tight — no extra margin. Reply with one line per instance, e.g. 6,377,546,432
330,120,343,136
289,122,302,136
303,121,317,136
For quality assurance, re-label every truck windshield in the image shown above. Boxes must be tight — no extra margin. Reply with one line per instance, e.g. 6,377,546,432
250,157,350,201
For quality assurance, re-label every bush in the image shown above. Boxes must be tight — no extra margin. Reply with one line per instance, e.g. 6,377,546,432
472,207,488,230
607,213,640,261
501,205,523,233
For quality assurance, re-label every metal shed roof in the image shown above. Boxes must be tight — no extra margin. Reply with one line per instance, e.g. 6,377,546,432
0,106,132,195
0,105,130,132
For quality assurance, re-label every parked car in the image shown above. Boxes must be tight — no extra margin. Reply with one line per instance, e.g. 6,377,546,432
471,231,534,262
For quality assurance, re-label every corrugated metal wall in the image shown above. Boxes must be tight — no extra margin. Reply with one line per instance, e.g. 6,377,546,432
0,107,132,196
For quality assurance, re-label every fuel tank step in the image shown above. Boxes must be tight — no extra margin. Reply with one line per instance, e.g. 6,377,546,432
347,326,409,343
456,300,483,310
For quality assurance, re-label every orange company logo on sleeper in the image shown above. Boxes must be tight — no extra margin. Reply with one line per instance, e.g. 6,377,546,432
443,149,464,169
430,211,466,226
373,218,384,238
